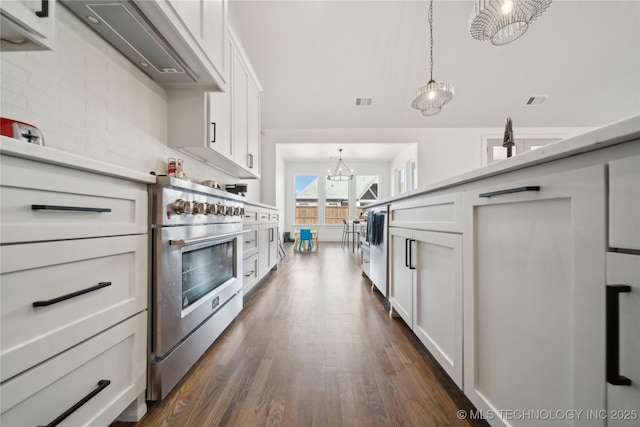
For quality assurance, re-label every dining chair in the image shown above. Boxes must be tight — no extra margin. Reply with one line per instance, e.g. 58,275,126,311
299,228,313,251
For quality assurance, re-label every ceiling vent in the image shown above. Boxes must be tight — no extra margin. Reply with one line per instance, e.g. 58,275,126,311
525,95,548,106
355,97,373,107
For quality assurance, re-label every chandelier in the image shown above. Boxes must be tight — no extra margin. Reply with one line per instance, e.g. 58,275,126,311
411,0,454,116
469,0,553,46
327,149,353,181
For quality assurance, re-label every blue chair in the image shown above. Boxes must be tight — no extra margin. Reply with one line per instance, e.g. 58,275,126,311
298,228,313,251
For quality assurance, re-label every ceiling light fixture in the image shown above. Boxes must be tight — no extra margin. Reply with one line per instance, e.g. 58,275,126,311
469,0,553,46
327,148,354,181
411,0,454,116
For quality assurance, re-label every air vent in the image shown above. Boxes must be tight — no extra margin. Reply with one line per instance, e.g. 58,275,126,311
355,97,373,107
525,95,548,106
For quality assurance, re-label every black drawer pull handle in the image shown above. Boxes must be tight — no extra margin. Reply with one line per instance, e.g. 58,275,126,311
479,186,541,198
31,205,112,213
38,379,110,427
606,284,632,386
33,282,111,307
408,239,416,270
244,239,255,244
244,270,255,277
35,0,49,17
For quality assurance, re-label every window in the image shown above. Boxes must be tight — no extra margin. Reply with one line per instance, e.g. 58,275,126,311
325,179,349,225
356,175,379,218
295,175,318,224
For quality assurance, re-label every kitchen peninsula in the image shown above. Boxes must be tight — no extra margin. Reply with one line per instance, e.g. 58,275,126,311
364,115,640,427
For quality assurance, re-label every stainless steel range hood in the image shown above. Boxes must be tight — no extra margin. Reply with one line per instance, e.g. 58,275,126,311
61,0,222,90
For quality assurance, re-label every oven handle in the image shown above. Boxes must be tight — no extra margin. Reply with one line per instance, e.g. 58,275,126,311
170,230,248,248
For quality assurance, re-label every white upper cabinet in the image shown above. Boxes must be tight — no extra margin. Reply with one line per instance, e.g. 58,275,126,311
247,77,261,176
167,26,262,179
1,0,56,51
167,0,228,90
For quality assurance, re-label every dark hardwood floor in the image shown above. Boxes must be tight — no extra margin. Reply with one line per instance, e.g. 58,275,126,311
113,243,487,427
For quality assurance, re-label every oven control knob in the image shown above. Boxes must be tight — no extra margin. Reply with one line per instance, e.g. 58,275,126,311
205,203,216,215
239,207,245,217
230,206,238,216
223,206,231,216
192,202,205,215
172,199,192,215
215,204,225,215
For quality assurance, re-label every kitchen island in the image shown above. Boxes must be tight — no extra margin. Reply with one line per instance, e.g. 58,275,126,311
364,115,640,427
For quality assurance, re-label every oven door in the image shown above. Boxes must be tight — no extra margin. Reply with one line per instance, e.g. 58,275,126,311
152,223,244,358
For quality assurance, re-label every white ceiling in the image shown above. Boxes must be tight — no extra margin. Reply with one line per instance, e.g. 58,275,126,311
229,0,640,133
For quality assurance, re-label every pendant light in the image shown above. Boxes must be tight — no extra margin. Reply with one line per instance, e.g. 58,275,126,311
411,0,454,116
327,149,354,181
469,0,553,46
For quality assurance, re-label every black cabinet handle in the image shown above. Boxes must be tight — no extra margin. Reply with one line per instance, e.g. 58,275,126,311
35,0,49,17
244,270,255,277
33,282,111,307
606,285,632,386
408,239,416,270
405,238,410,268
479,186,541,198
31,205,112,213
38,380,110,427
210,122,216,143
248,153,254,169
244,239,255,244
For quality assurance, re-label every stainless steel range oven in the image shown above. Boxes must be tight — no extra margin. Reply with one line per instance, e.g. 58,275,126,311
148,176,246,401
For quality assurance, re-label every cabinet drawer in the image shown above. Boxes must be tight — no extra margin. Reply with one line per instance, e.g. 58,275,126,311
243,225,259,258
242,253,259,294
389,192,462,232
258,211,270,222
609,154,640,251
0,235,147,382
269,212,279,222
0,312,146,427
0,156,148,244
243,207,259,223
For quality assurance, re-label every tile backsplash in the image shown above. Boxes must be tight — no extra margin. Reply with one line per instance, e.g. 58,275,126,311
0,5,244,193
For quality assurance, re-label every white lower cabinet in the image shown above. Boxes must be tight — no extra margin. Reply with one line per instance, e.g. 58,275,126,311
389,227,463,387
463,164,607,426
0,313,146,427
0,143,151,425
258,224,278,277
605,253,640,426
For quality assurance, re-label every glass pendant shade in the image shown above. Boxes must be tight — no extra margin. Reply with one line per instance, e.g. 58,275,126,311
411,0,454,116
469,0,553,46
411,80,454,116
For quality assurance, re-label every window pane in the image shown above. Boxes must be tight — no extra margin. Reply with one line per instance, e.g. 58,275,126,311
295,175,318,224
356,175,379,218
325,179,349,224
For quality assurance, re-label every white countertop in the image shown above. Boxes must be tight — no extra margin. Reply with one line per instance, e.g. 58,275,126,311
0,136,157,184
368,114,640,207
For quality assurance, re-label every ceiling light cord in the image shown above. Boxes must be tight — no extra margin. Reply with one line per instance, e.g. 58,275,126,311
411,0,454,116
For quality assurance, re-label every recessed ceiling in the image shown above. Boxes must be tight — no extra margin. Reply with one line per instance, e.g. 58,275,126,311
229,1,640,130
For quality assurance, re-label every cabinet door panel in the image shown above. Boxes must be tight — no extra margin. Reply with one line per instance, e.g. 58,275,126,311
232,51,248,167
606,253,640,427
389,229,413,326
609,155,640,251
413,230,462,387
464,165,606,426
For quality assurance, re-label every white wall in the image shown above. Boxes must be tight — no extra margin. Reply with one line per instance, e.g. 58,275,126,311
0,7,259,199
390,143,418,195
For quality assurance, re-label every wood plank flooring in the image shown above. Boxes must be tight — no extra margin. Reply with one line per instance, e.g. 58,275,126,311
113,243,487,427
